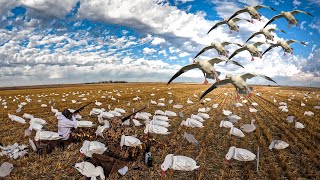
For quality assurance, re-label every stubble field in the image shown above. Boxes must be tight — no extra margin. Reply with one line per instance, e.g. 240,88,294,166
0,83,319,179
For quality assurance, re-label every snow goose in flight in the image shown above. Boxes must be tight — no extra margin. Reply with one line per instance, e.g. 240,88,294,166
227,5,276,23
167,58,243,85
262,39,307,56
207,18,252,34
194,42,242,58
263,10,313,28
228,42,266,61
200,73,276,100
246,27,286,43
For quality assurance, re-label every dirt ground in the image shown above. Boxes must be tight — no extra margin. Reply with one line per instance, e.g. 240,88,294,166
0,83,319,179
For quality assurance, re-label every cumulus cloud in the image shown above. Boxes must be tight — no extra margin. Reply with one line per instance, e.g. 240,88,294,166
143,47,157,54
151,37,165,45
20,0,78,18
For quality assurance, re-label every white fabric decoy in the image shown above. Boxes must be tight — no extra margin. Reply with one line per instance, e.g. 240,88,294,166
173,104,183,109
158,103,166,107
183,132,199,145
234,102,243,107
269,140,289,150
95,120,110,137
30,118,47,125
240,119,256,133
223,110,232,116
212,103,219,108
153,115,169,122
0,162,14,178
120,135,142,149
286,116,294,123
109,111,122,117
295,121,304,129
191,114,204,122
228,114,241,123
230,126,245,137
34,130,62,141
146,119,170,127
135,113,150,121
114,108,126,114
74,162,105,180
155,110,166,116
225,146,256,164
22,113,34,119
220,120,233,128
304,111,314,116
8,114,26,124
181,118,204,128
249,108,258,112
144,124,170,135
198,108,206,113
51,106,59,114
197,112,210,119
165,110,177,117
99,111,114,119
161,154,199,176
80,140,107,157
76,121,94,128
140,112,152,117
89,108,104,116
28,122,43,131
251,102,258,106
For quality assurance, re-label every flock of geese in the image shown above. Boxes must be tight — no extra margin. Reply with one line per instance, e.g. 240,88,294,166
168,4,313,101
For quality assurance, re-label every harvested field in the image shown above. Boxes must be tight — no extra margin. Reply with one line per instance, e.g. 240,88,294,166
0,83,319,179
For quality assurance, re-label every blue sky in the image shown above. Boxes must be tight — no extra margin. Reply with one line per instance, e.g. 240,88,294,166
0,0,319,87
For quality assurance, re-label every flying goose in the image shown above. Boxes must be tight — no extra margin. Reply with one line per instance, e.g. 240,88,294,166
167,58,244,85
263,10,313,28
194,42,242,58
246,27,286,43
200,73,277,100
208,18,251,34
227,5,276,23
262,39,307,56
228,42,266,61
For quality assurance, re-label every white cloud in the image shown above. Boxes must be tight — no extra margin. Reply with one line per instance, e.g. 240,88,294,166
21,0,78,18
175,0,194,4
300,21,306,30
0,0,20,17
293,0,301,7
143,47,156,54
309,22,320,33
178,51,190,57
151,37,166,45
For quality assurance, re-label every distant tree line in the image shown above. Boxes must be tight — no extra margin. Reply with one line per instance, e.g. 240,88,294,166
85,80,128,84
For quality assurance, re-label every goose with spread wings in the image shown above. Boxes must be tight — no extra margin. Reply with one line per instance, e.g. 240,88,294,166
262,39,307,56
227,5,276,23
207,18,251,34
263,10,313,28
228,42,266,61
194,42,242,58
200,73,277,100
246,27,286,43
167,58,244,85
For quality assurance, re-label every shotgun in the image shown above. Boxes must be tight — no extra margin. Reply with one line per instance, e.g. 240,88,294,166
121,106,147,122
73,101,93,114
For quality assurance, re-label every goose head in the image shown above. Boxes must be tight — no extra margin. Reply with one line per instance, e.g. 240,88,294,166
225,146,236,164
161,154,174,175
193,58,200,64
225,74,232,79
